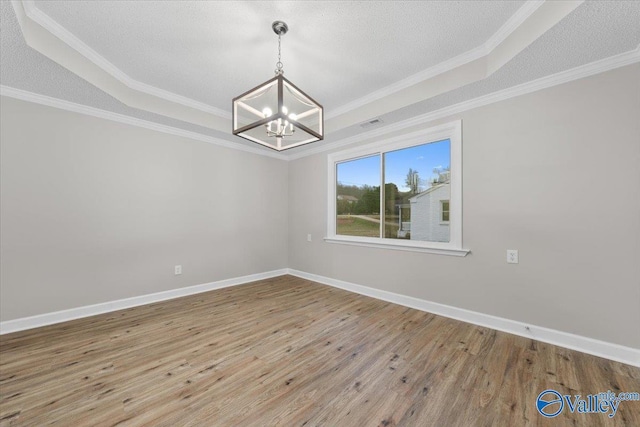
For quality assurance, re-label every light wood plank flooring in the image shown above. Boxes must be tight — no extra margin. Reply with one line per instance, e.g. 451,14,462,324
1,275,639,426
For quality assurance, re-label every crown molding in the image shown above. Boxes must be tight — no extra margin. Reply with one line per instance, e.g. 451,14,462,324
484,0,546,53
325,0,549,120
18,0,230,120
13,0,581,137
10,1,231,133
324,0,583,133
0,85,286,160
2,48,636,163
15,0,547,126
288,46,640,161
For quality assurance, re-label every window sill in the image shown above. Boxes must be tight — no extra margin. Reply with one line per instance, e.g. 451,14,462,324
324,236,470,257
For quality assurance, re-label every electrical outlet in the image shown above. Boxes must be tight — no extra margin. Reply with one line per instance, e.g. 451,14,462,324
307,234,312,242
506,250,519,264
174,265,182,275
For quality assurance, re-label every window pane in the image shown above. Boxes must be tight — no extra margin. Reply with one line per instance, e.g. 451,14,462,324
336,155,381,237
383,140,450,242
441,200,450,222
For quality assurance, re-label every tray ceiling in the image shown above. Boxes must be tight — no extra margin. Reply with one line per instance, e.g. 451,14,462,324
1,1,639,157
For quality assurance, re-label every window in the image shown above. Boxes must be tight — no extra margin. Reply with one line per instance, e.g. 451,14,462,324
327,120,467,256
441,200,450,223
336,155,380,237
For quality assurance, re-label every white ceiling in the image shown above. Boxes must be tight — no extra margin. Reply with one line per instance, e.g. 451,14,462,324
1,1,639,157
32,0,524,113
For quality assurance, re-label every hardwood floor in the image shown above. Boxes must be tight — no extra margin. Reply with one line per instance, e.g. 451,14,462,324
1,275,639,426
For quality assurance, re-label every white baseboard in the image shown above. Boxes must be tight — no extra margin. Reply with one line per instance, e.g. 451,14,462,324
3,268,638,367
0,269,288,335
287,269,640,368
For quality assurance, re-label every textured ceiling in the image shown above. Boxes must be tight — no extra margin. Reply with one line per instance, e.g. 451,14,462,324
32,0,524,112
1,1,639,157
333,0,640,143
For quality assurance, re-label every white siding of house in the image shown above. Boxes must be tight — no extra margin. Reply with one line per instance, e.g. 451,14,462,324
409,184,450,242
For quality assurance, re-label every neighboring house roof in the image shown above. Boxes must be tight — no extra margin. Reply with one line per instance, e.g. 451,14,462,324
409,182,450,201
337,195,359,202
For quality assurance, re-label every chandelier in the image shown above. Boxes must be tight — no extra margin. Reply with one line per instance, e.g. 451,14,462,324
232,21,324,151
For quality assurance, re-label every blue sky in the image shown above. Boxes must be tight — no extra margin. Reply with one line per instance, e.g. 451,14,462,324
337,139,450,192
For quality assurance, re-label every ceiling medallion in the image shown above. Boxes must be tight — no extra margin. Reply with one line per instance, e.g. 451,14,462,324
232,21,324,151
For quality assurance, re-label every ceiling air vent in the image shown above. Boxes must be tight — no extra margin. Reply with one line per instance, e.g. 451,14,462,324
360,118,384,128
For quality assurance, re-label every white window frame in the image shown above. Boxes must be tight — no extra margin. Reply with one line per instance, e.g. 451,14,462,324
325,120,468,257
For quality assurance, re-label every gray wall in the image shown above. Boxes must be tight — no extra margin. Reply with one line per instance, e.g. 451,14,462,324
288,64,640,349
2,64,638,349
0,97,288,321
